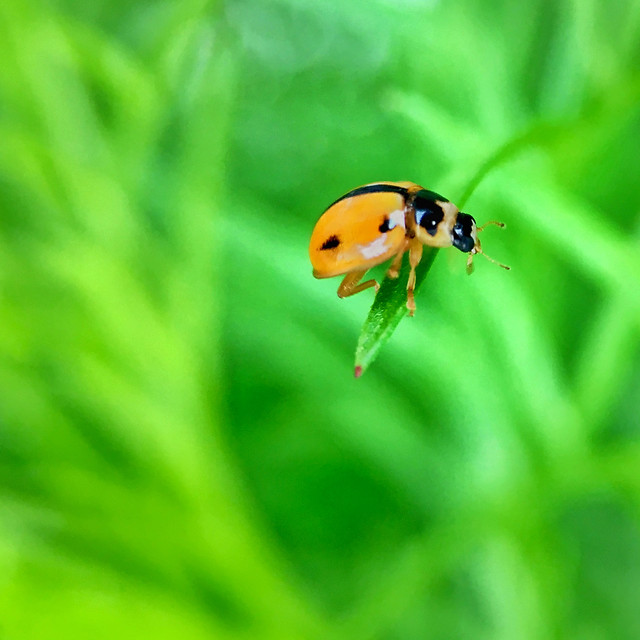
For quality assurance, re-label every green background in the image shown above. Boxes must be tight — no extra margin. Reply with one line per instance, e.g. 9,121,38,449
1,0,640,638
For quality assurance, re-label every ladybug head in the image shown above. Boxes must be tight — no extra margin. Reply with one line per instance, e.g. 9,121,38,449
453,214,510,275
451,212,477,253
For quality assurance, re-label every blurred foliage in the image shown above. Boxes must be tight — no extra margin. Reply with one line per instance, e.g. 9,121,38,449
1,0,640,638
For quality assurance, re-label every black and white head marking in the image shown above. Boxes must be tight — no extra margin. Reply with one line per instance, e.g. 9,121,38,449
451,213,477,253
412,190,447,236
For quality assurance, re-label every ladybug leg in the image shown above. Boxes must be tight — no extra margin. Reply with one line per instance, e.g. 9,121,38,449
406,240,423,316
466,252,475,275
337,270,379,298
386,240,409,279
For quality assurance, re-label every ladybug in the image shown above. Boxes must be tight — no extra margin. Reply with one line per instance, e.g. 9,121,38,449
309,181,509,315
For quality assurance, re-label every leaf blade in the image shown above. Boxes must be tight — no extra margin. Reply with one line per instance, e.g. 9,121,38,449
354,248,439,377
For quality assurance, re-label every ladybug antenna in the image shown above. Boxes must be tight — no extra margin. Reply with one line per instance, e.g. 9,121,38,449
477,248,511,270
466,221,510,274
477,220,506,233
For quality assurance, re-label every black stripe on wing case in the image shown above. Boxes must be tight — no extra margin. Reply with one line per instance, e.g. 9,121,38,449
323,183,409,212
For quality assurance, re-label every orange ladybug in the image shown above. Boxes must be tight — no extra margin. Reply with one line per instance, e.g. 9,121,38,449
309,181,509,315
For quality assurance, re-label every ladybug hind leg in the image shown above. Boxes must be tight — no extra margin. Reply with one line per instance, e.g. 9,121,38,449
337,270,379,298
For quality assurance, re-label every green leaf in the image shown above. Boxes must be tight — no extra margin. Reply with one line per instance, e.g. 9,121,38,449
354,248,439,377
353,118,566,377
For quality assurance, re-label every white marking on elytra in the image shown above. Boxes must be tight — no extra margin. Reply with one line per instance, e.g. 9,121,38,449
356,209,405,259
388,209,405,229
359,235,390,259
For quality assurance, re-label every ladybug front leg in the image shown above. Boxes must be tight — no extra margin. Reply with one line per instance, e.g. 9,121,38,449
386,240,409,279
406,240,423,316
337,270,379,298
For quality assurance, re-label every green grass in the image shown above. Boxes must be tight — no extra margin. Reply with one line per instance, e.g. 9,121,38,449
355,247,439,378
1,0,640,638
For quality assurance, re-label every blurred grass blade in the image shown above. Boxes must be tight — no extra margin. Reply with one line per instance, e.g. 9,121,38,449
354,248,438,377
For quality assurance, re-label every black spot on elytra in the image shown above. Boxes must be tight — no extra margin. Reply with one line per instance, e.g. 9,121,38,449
379,217,391,233
320,235,340,250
